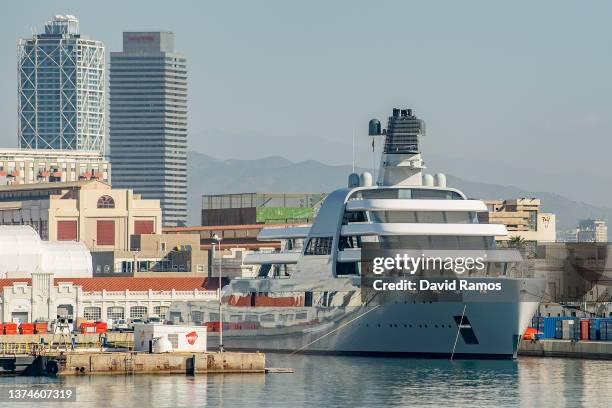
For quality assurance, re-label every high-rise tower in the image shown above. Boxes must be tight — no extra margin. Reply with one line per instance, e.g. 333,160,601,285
18,15,105,153
109,32,187,227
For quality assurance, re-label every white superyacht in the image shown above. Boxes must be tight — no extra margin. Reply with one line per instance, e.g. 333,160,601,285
170,108,545,359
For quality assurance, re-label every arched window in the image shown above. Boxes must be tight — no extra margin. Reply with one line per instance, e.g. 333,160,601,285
107,307,124,320
191,310,204,324
97,195,115,209
84,307,101,321
130,306,148,319
154,306,169,320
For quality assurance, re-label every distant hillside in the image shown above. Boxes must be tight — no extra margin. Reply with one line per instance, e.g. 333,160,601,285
187,151,612,230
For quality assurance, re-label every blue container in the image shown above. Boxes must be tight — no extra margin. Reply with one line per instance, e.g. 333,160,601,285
543,317,575,339
531,316,545,334
589,319,599,340
599,319,612,341
555,319,563,339
543,317,557,339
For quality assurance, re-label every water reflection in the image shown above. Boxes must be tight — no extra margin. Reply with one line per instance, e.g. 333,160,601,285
1,355,611,407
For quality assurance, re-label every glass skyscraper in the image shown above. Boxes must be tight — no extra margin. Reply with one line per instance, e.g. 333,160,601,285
18,15,105,153
109,32,187,227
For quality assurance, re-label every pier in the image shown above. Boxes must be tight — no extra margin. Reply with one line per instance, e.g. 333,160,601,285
519,339,612,360
0,351,265,376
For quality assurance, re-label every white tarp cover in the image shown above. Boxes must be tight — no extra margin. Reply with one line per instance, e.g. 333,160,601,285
0,225,92,278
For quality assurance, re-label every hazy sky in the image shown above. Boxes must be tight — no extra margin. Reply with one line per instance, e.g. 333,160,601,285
2,0,612,176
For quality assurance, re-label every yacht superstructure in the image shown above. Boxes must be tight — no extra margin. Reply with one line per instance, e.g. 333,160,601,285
169,108,545,359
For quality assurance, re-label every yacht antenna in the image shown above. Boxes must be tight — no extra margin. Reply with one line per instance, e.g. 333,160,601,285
352,128,355,173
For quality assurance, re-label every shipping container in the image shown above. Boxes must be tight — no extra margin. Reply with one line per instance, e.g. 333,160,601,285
3,323,17,335
19,323,35,335
34,322,48,334
580,319,590,340
80,322,95,334
95,322,107,334
589,319,599,340
531,316,545,334
561,319,579,340
543,317,575,339
600,319,612,341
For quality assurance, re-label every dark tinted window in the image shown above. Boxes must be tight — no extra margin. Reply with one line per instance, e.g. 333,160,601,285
304,237,333,255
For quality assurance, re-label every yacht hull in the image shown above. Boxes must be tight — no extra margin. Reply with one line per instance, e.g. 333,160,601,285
170,278,542,359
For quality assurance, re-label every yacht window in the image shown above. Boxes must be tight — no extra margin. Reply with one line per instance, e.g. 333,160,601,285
353,188,463,200
344,211,367,223
382,236,431,249
336,261,359,275
412,189,462,200
416,211,445,223
304,237,333,255
258,264,272,277
380,235,494,250
371,211,417,223
430,236,459,249
458,236,495,249
445,211,476,224
261,314,275,322
339,236,360,250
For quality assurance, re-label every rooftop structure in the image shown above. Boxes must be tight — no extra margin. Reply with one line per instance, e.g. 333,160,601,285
201,192,326,226
0,148,109,186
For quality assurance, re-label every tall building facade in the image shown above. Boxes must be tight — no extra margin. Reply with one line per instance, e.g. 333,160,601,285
483,198,556,243
110,32,187,227
18,15,105,153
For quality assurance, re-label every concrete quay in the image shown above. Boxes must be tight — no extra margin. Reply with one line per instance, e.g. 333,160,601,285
519,339,612,360
1,351,265,376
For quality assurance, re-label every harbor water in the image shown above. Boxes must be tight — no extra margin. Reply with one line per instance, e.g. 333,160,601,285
1,354,611,407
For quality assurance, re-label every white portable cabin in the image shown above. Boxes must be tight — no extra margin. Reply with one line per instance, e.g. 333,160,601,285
133,324,207,353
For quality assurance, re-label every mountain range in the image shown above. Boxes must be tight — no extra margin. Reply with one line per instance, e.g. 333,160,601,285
187,150,612,230
190,128,612,209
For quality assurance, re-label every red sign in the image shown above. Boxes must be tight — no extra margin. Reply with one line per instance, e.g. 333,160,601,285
128,35,155,41
185,331,198,345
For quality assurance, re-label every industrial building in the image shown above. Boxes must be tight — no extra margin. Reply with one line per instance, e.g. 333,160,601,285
92,232,208,277
0,226,214,324
18,15,105,153
0,180,161,246
0,148,110,186
110,32,187,227
201,192,325,226
0,275,217,324
482,198,556,243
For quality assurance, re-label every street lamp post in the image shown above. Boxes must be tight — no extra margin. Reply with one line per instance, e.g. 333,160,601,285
213,234,224,351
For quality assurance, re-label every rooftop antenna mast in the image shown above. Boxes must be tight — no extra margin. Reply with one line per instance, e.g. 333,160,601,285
352,128,355,173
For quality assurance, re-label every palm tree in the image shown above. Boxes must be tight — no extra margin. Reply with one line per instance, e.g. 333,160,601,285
508,235,527,250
